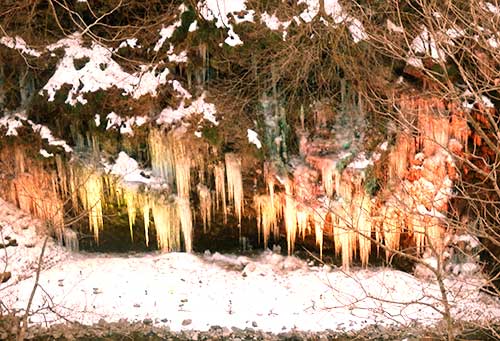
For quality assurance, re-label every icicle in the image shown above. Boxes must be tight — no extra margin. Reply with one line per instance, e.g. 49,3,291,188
152,197,180,252
225,153,244,225
123,189,136,241
62,228,79,252
296,205,309,241
382,205,401,261
418,111,450,156
149,128,195,199
332,200,356,270
149,129,175,183
254,194,281,247
142,195,151,247
389,134,414,181
336,168,353,200
450,113,469,146
283,179,297,255
77,168,104,243
55,154,67,196
312,210,325,259
427,216,444,255
353,194,372,266
321,158,336,197
214,162,227,224
267,177,275,208
197,184,212,233
177,197,193,252
410,213,425,255
175,149,191,198
14,147,25,174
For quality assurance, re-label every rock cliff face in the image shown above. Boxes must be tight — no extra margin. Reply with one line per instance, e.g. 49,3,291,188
0,1,498,272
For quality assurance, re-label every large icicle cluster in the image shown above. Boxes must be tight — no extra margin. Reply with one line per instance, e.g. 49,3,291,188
251,95,471,270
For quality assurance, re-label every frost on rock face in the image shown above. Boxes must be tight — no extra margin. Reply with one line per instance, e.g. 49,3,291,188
198,0,254,46
0,36,42,57
42,33,169,105
157,93,218,126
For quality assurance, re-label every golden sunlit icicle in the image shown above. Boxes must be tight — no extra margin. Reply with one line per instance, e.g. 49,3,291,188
214,162,227,224
152,198,180,252
410,214,425,255
354,194,372,267
141,195,151,247
320,158,336,197
296,205,309,241
312,210,324,259
177,196,193,252
254,194,281,247
77,168,104,243
175,149,191,198
389,134,414,181
332,201,355,270
198,184,212,233
225,153,244,225
382,205,401,261
123,189,136,241
284,179,297,255
149,129,175,183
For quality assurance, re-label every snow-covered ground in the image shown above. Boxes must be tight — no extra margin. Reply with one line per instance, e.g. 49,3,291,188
1,198,499,334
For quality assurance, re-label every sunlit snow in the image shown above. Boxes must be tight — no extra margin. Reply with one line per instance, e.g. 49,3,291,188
42,33,169,105
198,0,254,46
0,36,41,57
157,93,218,125
246,129,261,149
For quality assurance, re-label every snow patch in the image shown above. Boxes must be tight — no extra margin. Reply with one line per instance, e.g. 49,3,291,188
106,112,148,136
198,0,254,46
387,19,404,33
296,0,367,43
42,33,169,105
118,38,139,49
0,113,24,136
1,112,72,152
157,93,218,125
39,149,54,158
154,20,182,52
107,151,151,184
0,36,41,57
247,129,262,149
483,2,500,15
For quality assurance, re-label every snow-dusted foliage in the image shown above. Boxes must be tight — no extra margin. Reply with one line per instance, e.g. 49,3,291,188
42,33,169,105
198,0,254,46
0,36,41,57
157,93,218,125
0,111,72,153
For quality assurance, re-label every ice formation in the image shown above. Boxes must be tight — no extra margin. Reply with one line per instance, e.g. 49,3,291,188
225,153,244,226
197,184,212,233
